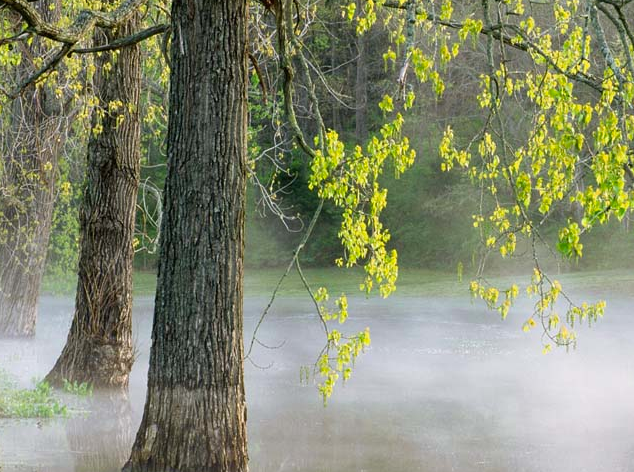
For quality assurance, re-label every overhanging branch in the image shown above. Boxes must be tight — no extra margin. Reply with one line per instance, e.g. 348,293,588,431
0,27,33,46
382,0,603,93
0,0,156,98
73,24,169,54
0,0,148,44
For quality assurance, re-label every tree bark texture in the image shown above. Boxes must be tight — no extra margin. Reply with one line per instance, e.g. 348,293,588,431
125,0,248,470
0,1,64,337
46,11,141,388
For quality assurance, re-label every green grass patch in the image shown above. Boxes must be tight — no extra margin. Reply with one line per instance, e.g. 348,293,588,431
132,271,158,296
244,266,465,298
42,271,158,297
42,266,634,301
41,271,77,296
549,269,634,295
42,267,465,298
0,371,67,418
62,379,93,397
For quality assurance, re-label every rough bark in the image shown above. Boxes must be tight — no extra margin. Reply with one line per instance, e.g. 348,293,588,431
0,1,64,337
46,11,141,388
124,0,248,471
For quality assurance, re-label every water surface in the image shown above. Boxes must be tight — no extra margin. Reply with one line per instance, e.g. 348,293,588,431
1,291,633,472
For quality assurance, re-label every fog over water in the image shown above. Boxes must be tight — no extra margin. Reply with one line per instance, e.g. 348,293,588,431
1,290,634,472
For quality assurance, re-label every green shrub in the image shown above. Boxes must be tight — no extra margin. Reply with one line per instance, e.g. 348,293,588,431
0,372,67,418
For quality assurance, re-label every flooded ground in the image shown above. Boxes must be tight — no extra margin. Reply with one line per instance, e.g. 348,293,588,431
1,290,634,472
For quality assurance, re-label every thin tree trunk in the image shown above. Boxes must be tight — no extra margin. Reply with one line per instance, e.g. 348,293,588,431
330,36,342,131
355,0,368,143
124,0,248,470
0,1,63,337
46,11,141,388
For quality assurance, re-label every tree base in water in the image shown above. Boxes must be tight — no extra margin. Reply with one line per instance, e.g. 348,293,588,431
46,337,134,389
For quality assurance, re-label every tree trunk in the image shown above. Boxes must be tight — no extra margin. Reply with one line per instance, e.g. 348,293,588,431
355,0,368,143
46,11,141,388
330,36,342,132
124,1,248,471
0,1,63,337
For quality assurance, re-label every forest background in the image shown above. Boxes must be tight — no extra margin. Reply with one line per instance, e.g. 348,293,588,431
1,0,634,468
33,0,634,295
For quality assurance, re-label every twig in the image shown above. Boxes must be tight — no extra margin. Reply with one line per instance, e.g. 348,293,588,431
245,199,324,360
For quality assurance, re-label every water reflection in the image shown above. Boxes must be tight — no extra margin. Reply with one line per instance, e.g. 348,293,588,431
65,391,132,472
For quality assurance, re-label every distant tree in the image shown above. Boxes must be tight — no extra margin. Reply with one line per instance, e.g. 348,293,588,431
0,0,66,337
0,0,168,385
46,5,142,388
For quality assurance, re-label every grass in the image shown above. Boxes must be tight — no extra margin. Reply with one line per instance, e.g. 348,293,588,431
41,265,634,300
0,371,67,418
41,267,464,298
131,271,159,296
547,268,634,296
40,271,77,296
243,266,465,298
42,270,158,297
0,370,96,419
62,379,93,397
242,266,634,298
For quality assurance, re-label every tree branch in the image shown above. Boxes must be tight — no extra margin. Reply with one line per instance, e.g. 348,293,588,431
0,27,33,46
245,199,325,361
275,0,318,158
2,43,72,99
73,24,169,54
0,0,148,44
0,0,155,98
590,3,628,87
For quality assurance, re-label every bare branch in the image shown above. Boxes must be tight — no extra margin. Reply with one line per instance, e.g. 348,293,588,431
245,199,325,361
0,27,33,46
74,24,169,54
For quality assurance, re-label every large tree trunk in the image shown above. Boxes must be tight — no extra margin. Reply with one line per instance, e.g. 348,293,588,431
46,11,141,388
124,1,248,471
0,1,63,337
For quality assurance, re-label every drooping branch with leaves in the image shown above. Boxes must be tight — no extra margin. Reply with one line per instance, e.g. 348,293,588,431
243,0,420,402
358,0,634,350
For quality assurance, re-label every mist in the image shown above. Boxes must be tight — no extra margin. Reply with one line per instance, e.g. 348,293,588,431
1,285,633,472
